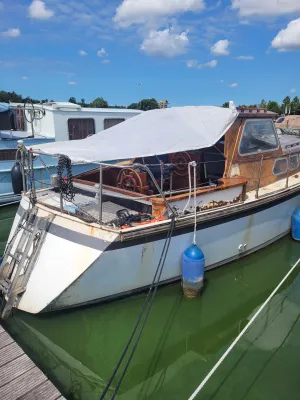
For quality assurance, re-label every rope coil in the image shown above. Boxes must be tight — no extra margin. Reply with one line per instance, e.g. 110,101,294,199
57,155,75,203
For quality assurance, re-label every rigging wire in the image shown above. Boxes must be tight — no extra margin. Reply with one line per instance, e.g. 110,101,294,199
100,215,176,400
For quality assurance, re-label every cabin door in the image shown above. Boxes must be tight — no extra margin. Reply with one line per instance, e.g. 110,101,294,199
68,118,95,140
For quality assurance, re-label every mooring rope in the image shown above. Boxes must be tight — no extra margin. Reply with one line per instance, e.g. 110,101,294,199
100,216,176,400
188,257,300,400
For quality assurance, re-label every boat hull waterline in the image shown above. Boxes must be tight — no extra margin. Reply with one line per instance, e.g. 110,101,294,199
6,190,299,315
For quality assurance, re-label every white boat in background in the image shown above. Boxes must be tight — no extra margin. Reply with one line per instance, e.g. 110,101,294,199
1,104,300,318
0,101,141,204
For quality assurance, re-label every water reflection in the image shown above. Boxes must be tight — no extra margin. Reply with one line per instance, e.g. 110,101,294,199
4,236,300,400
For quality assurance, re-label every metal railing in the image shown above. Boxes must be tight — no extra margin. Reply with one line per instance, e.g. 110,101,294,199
255,151,296,199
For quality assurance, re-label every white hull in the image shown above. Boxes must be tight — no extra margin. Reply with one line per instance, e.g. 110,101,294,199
7,190,300,314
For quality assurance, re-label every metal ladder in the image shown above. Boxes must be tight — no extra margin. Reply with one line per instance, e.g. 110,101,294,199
0,207,54,319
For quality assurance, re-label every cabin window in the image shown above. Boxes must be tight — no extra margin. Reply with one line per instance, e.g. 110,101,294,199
68,118,95,140
239,119,279,156
104,118,125,130
289,154,299,171
273,158,288,176
276,117,285,123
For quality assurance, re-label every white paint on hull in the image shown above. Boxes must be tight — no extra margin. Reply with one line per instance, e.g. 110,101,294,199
15,195,300,312
15,198,118,313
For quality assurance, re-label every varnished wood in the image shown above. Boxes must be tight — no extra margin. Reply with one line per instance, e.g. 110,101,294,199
0,326,65,400
224,118,243,177
223,116,300,191
152,176,248,206
121,181,300,241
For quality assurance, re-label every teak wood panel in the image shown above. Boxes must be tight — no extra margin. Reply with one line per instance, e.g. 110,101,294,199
222,117,300,191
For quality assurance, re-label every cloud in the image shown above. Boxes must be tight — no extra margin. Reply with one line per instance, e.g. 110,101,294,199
114,0,205,27
68,81,77,85
230,82,238,87
97,48,108,57
78,50,87,56
271,18,300,51
211,39,230,56
203,59,217,67
141,28,189,57
187,59,217,68
22,76,28,80
28,0,54,20
102,59,110,64
187,59,198,68
1,28,21,37
235,55,254,60
232,0,300,17
290,88,296,94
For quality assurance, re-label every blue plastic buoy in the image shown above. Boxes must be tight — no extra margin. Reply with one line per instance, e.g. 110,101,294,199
292,207,300,241
182,244,205,298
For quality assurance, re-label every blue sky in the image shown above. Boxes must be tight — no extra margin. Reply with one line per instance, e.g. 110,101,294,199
0,0,300,107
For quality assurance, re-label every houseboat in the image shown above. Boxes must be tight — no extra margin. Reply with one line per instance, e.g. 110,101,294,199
1,104,300,318
0,101,141,204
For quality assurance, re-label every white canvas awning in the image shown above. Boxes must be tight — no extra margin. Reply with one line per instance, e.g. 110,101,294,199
31,106,238,163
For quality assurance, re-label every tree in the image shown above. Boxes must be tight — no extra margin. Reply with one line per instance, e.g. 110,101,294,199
291,96,300,115
109,105,126,109
139,98,159,111
80,98,87,107
267,100,281,115
260,99,267,108
0,90,23,103
128,103,140,109
69,97,77,104
222,102,229,108
90,97,108,108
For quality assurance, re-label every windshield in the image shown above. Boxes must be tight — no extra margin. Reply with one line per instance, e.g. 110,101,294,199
239,119,279,156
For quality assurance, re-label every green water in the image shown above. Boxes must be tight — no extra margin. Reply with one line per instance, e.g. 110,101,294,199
1,205,300,399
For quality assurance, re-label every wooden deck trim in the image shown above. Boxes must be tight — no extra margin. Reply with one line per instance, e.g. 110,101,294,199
120,179,300,240
152,177,248,204
0,324,65,400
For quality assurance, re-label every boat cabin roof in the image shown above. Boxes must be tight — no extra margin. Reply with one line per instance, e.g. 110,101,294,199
9,102,141,114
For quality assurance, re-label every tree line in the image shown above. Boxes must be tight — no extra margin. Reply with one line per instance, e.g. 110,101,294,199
222,96,300,115
69,96,160,111
0,90,160,111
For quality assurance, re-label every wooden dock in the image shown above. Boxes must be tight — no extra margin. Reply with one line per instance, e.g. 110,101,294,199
0,324,65,400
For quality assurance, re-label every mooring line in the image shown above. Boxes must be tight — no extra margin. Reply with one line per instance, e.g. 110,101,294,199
188,257,300,400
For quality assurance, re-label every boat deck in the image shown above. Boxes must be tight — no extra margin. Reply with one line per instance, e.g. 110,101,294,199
0,324,65,400
36,186,151,225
